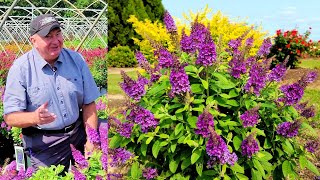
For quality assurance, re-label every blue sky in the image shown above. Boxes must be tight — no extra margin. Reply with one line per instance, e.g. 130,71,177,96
162,0,320,40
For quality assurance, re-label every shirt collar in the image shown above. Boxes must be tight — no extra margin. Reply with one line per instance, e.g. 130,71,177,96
32,48,64,69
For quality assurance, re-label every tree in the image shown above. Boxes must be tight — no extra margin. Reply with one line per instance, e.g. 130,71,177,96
107,0,165,50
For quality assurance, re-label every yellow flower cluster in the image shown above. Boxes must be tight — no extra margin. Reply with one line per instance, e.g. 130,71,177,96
128,5,268,61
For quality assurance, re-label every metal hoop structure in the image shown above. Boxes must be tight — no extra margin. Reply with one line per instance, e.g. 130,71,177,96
0,0,107,56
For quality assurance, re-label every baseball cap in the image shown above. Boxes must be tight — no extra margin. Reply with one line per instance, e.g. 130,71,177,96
29,14,61,37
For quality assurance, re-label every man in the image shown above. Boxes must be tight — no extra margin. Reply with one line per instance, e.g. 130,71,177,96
3,14,100,172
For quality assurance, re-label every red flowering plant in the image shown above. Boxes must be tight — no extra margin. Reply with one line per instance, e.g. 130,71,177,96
268,28,312,68
107,11,320,179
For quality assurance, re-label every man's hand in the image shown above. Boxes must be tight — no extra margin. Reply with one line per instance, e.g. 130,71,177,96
34,102,56,125
84,140,96,159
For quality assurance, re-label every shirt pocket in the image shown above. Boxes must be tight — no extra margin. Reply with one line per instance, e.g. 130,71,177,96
27,84,49,108
63,77,83,103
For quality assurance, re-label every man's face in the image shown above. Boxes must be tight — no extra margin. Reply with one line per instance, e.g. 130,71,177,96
30,28,63,62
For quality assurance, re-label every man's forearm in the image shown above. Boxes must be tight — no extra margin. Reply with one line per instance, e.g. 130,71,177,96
4,111,37,128
82,102,98,131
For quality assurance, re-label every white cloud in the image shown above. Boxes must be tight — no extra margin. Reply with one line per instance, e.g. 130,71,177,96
279,6,297,15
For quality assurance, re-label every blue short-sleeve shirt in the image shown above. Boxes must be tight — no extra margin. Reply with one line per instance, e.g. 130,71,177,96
3,48,100,130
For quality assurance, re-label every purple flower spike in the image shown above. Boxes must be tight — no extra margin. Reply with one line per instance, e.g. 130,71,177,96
305,140,319,153
278,83,304,106
195,110,214,138
206,131,238,166
196,34,217,67
96,99,106,111
241,134,259,158
298,71,318,88
246,37,254,47
163,10,177,33
257,38,272,56
268,64,287,82
169,65,190,98
240,107,260,128
71,166,86,180
276,121,301,138
109,148,134,167
99,123,108,154
143,167,158,180
127,105,158,133
244,63,268,96
70,144,88,169
120,71,148,101
85,123,100,145
158,48,174,68
180,29,194,54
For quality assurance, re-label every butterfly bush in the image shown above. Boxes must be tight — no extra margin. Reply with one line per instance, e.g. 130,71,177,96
107,11,319,179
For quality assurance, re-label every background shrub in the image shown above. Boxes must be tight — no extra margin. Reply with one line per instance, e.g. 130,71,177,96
107,45,137,67
268,29,312,68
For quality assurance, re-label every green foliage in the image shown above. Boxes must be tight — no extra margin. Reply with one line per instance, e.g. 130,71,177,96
107,45,137,67
108,0,165,50
29,165,73,180
109,18,319,179
268,29,312,68
90,57,108,89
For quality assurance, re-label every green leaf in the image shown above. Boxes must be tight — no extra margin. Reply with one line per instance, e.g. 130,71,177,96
252,169,262,180
171,143,177,153
229,89,239,98
256,151,273,162
160,141,169,147
191,148,202,164
263,138,272,149
215,81,236,89
196,163,203,176
191,84,203,93
299,155,308,169
260,161,273,172
251,128,266,137
233,135,242,150
131,162,142,179
301,122,317,135
236,173,249,180
226,99,239,106
109,134,122,148
220,93,231,99
169,158,179,173
146,136,154,145
152,140,161,158
186,140,198,147
181,158,191,170
176,107,186,114
141,143,147,156
282,139,294,155
187,116,197,128
185,65,198,73
282,160,296,179
230,162,244,174
253,158,266,178
193,99,205,104
159,134,170,139
212,72,229,82
201,79,209,89
306,160,320,176
175,123,184,135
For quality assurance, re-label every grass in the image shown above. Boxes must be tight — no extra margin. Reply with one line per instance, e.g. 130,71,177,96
108,71,137,95
303,88,320,122
298,58,320,69
64,35,108,49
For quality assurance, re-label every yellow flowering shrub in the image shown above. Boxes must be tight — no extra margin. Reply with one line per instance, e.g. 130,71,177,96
128,5,268,62
128,15,175,63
